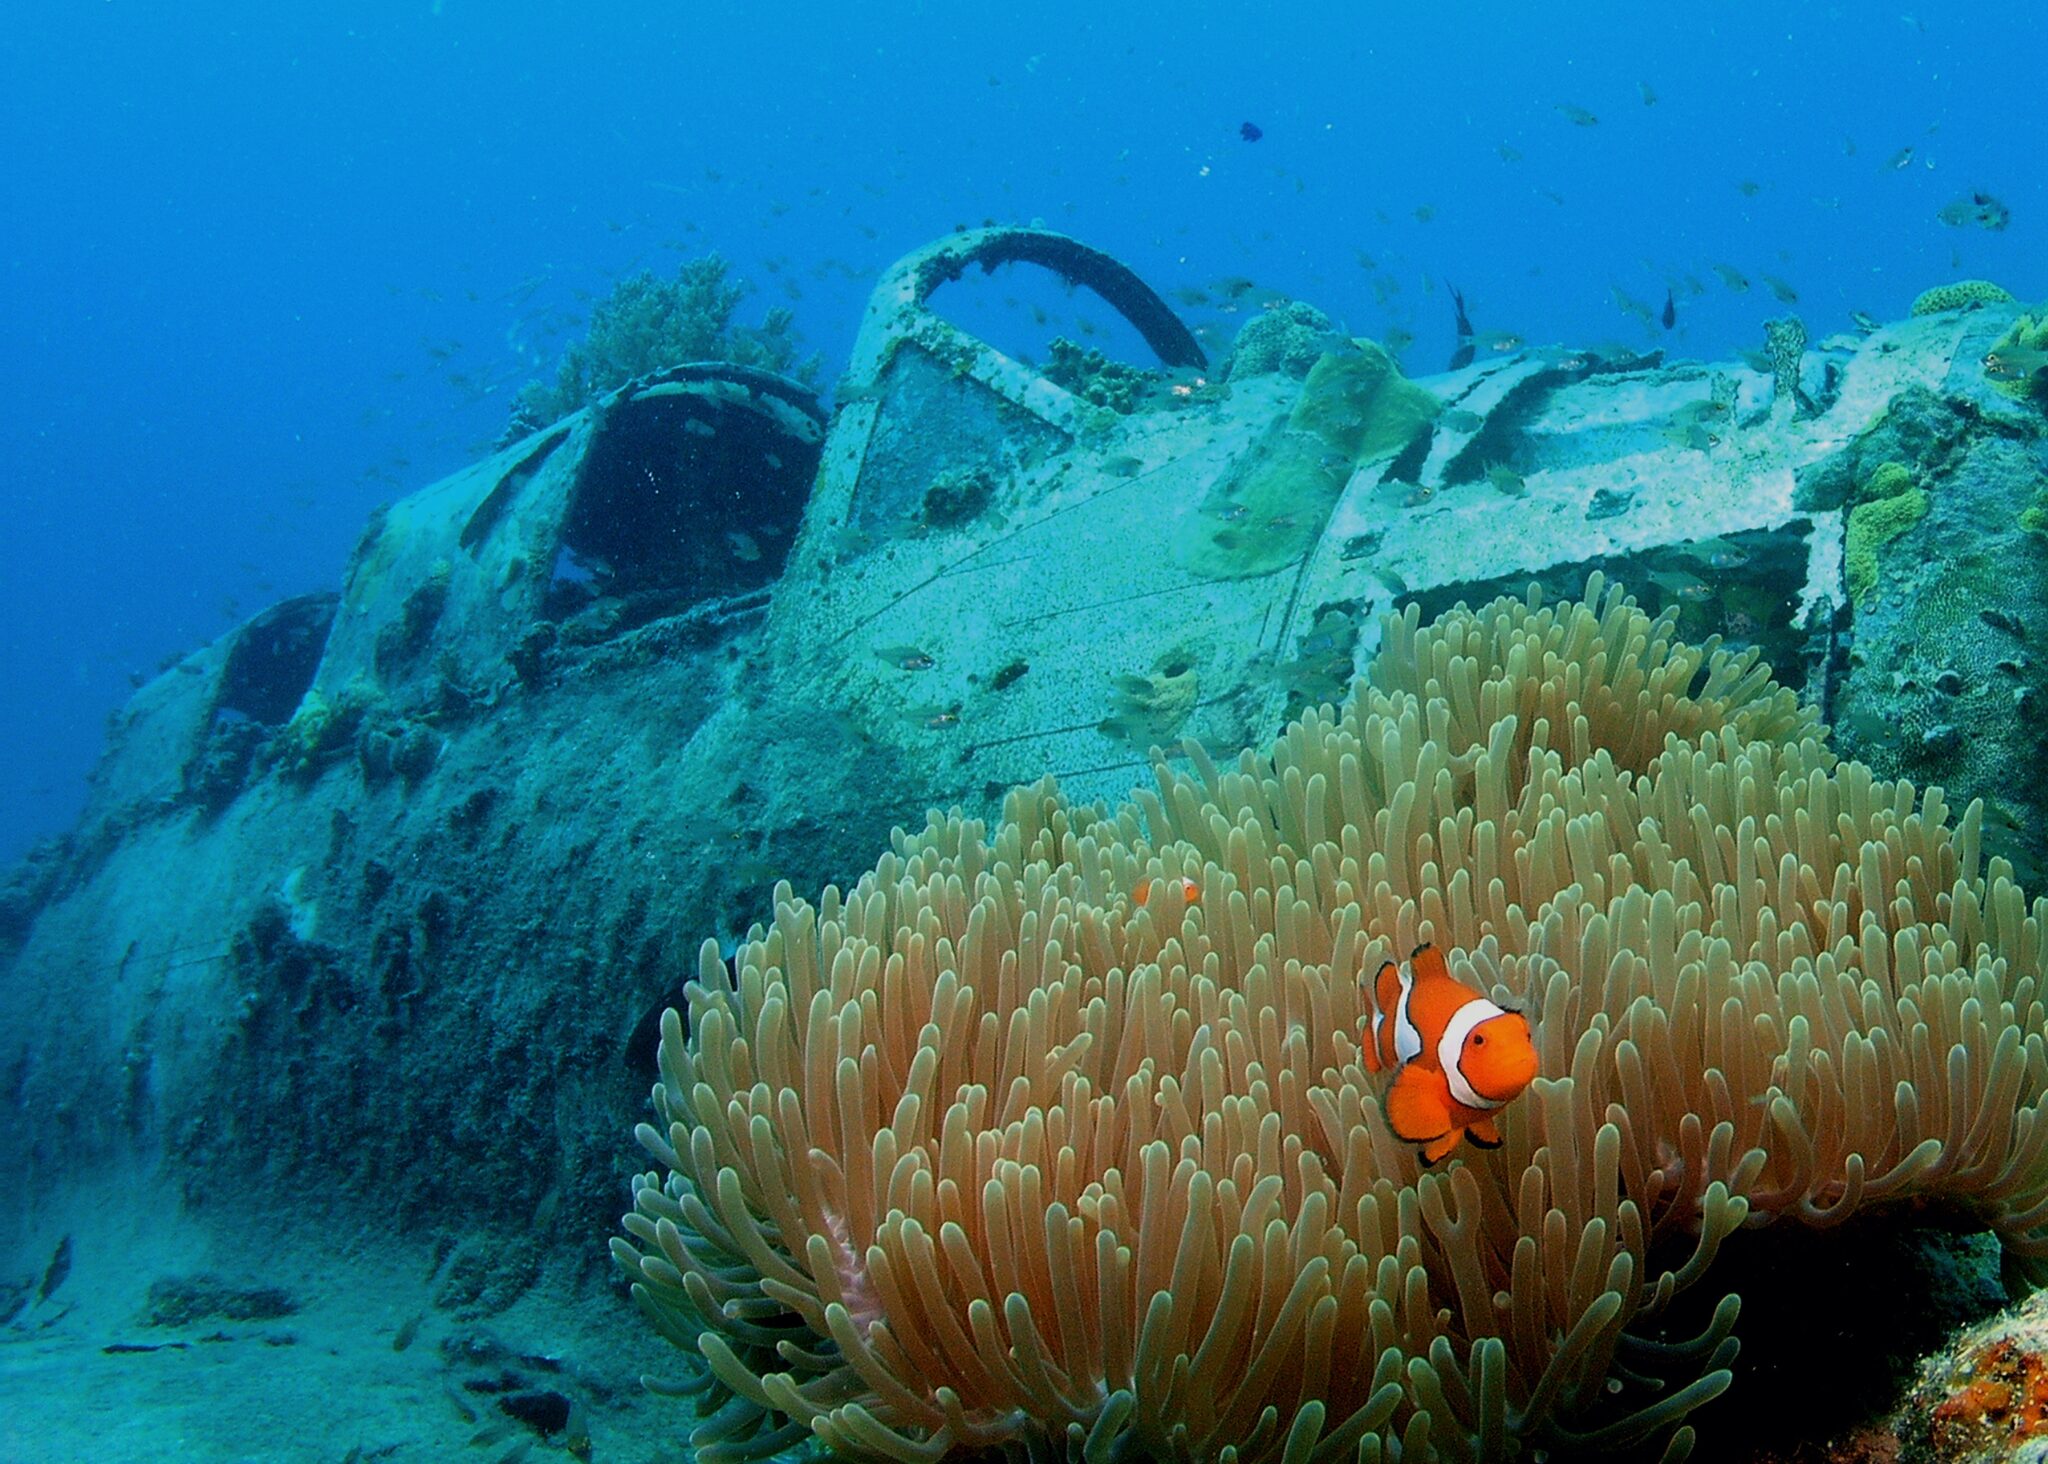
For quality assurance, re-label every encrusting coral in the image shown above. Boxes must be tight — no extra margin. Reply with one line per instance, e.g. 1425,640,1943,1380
615,577,2048,1464
1911,280,2017,316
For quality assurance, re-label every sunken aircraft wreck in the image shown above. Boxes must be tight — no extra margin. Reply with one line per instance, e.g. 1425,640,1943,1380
1,230,2044,1459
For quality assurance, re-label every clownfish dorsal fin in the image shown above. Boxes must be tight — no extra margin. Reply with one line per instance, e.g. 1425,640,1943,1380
1408,942,1453,989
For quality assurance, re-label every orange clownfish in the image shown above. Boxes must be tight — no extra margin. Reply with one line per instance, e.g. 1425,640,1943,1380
1133,875,1200,907
1362,943,1538,1165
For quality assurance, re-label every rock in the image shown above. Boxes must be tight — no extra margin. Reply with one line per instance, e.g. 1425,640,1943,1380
1923,723,1965,755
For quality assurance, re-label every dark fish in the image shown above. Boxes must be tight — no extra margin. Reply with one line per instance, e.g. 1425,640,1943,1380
1661,289,1677,330
1240,121,1263,142
1448,283,1475,370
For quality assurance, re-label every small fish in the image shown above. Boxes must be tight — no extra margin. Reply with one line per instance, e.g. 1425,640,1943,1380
1712,263,1751,292
1296,609,1356,658
1240,121,1263,142
1850,310,1884,334
1485,465,1528,497
1679,532,1744,565
909,703,961,729
1442,409,1484,433
874,644,935,671
1611,287,1655,326
727,530,762,562
1937,190,2012,231
1639,80,1658,106
1760,275,1800,304
1413,204,1436,224
1839,704,1903,751
1133,875,1200,908
1361,944,1539,1165
1736,179,1764,198
1650,568,1715,604
1477,330,1523,353
1497,143,1524,163
1885,145,1915,172
1556,103,1600,127
1661,289,1677,330
1985,346,2048,381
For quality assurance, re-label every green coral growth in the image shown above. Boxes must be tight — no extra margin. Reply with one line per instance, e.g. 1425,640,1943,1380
2021,486,2048,541
1291,344,1441,461
270,680,379,781
1043,337,1151,412
1184,342,1437,580
1858,460,1915,504
510,255,814,433
1845,487,1931,605
1909,279,2016,315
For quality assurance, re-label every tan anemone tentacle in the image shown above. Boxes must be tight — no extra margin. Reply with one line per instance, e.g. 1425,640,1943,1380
618,582,2048,1463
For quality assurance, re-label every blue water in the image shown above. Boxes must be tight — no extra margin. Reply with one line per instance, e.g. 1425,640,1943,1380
3,1,2040,862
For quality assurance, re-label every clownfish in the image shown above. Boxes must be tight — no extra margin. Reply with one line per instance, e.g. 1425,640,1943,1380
1133,875,1200,907
1362,943,1538,1165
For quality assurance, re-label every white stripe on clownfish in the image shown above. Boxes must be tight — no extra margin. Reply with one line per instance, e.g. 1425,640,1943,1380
1392,961,1423,1062
1439,997,1511,1109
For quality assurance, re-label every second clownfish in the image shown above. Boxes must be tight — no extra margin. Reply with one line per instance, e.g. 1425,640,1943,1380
1133,875,1200,907
1362,943,1538,1165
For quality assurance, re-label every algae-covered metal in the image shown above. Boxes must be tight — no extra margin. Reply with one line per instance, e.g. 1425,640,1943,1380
2,228,2042,1278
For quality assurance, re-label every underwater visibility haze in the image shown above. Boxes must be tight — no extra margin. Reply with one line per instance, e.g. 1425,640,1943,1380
4,2,2048,1461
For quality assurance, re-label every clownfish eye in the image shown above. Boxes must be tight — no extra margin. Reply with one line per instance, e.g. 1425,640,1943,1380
1472,1034,1485,1046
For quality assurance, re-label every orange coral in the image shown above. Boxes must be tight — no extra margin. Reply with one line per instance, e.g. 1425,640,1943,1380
1928,1337,2048,1454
